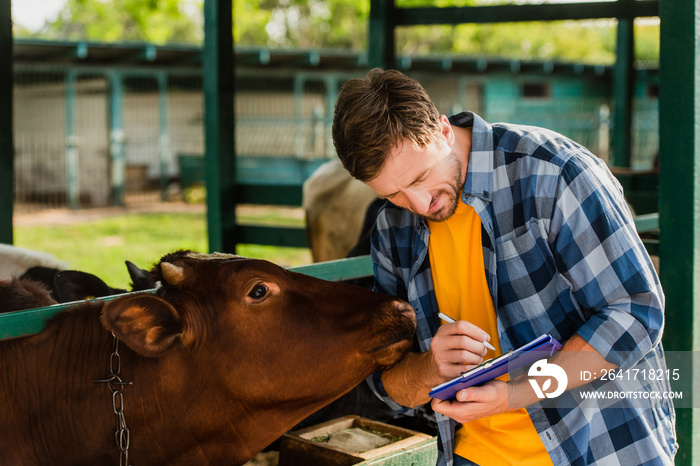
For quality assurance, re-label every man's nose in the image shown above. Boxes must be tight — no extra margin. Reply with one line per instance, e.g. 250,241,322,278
402,189,431,215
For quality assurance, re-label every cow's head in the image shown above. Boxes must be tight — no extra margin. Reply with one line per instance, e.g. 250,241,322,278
101,250,415,411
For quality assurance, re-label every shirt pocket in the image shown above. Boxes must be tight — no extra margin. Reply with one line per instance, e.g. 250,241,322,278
496,221,552,281
495,222,562,329
498,224,538,261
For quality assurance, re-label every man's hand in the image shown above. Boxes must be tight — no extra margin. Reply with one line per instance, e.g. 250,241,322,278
382,320,491,407
429,320,490,380
431,380,509,424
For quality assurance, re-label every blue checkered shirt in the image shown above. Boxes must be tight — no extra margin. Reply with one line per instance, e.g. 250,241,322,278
366,112,678,465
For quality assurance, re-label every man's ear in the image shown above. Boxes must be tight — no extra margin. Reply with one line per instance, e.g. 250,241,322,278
439,114,454,145
101,293,183,357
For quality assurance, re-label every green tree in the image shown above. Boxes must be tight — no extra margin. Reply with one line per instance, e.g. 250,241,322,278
448,21,618,64
20,0,658,66
634,21,660,62
37,0,203,44
234,0,369,49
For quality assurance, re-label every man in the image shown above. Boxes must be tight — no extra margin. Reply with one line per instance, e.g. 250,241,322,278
332,69,677,466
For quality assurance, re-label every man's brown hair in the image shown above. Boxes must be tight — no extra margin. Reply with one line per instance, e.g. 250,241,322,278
332,68,442,182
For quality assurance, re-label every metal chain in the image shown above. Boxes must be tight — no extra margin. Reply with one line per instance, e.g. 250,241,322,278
94,333,133,466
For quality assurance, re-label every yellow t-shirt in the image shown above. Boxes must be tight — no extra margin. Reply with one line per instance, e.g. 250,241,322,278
428,200,553,466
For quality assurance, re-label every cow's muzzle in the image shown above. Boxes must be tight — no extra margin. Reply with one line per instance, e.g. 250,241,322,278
369,299,416,366
391,299,417,323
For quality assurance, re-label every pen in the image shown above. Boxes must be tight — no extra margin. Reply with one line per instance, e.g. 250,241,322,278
438,312,496,351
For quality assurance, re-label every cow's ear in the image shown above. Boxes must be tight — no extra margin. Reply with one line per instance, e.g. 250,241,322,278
101,293,182,357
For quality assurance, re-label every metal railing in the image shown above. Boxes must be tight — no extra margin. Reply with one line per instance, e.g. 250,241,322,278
0,210,659,342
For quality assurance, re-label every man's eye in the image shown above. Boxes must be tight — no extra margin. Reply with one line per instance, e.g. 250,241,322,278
248,284,268,300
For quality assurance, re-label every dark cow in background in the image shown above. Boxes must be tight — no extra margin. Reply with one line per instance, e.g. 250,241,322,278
20,260,155,303
0,244,154,302
0,250,416,465
0,277,57,313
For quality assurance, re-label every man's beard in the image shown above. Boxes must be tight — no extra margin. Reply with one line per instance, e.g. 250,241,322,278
421,151,464,223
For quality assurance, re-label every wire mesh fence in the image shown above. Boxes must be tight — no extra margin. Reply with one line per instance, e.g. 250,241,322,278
12,63,659,213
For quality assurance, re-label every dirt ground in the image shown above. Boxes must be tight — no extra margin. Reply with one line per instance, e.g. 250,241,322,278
13,201,206,227
13,194,304,228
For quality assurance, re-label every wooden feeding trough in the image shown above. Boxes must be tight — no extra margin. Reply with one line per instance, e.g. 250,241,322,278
279,415,437,465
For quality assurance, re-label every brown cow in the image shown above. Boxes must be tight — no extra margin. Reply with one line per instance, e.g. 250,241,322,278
0,250,416,465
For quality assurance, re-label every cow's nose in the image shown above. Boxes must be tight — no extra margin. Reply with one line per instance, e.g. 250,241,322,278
392,300,416,321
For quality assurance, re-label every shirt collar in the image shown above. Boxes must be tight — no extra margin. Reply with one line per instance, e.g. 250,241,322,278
449,111,494,204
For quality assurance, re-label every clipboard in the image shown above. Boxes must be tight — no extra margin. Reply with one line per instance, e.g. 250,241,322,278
429,334,563,401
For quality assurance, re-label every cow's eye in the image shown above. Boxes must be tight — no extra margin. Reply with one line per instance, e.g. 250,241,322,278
248,284,268,300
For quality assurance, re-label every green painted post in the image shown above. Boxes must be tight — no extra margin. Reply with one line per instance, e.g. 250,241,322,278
203,0,237,253
65,70,79,210
658,0,700,464
324,74,339,157
157,72,171,202
293,74,304,157
108,72,125,206
369,0,396,69
0,0,13,244
611,11,634,168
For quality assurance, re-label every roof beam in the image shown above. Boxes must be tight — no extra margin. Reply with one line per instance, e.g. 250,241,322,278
394,1,659,26
32,42,89,63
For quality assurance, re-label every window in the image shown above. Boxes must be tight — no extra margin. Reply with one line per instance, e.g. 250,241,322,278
521,82,550,99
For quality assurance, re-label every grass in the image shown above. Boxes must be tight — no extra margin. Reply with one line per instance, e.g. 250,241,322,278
14,210,312,290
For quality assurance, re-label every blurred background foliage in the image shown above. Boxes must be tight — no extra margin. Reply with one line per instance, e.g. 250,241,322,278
13,0,659,65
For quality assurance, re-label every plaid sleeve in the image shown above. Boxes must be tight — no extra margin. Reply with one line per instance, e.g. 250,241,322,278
370,205,407,299
365,209,415,413
549,153,664,370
